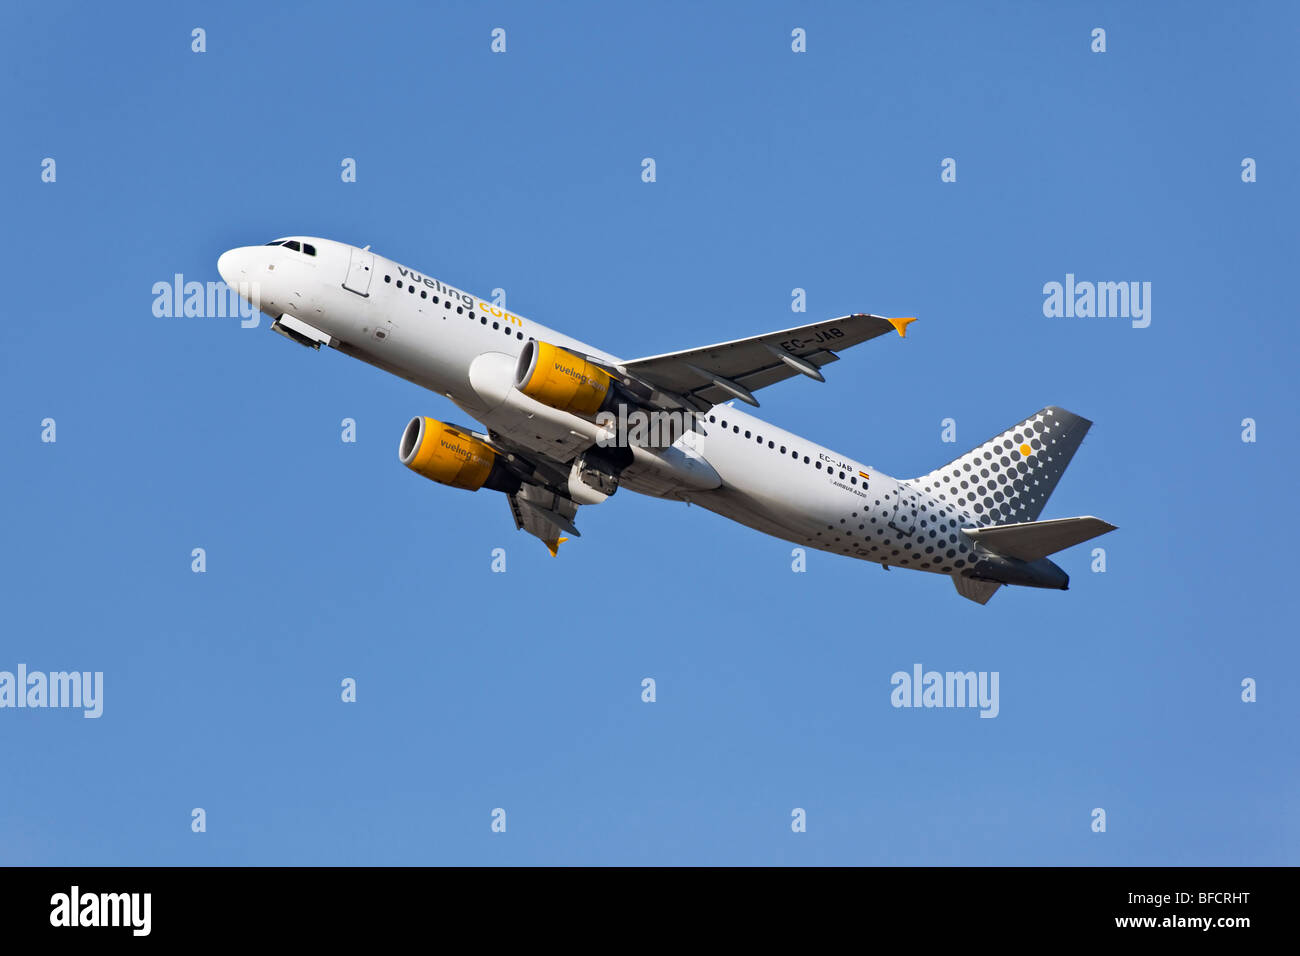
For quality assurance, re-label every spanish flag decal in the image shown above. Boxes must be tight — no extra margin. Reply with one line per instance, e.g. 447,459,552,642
858,471,871,480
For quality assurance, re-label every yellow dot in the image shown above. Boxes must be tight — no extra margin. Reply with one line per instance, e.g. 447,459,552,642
1019,444,1032,457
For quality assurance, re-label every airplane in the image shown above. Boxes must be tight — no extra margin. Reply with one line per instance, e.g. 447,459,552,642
217,236,1116,604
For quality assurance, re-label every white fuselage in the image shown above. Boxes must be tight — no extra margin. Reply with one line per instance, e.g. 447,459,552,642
217,237,981,576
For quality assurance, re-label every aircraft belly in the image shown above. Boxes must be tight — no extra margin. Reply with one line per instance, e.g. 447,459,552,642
332,310,479,404
692,444,893,561
686,487,817,543
618,469,681,498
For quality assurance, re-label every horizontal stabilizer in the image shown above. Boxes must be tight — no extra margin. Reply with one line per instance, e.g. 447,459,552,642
952,575,1002,605
964,516,1117,563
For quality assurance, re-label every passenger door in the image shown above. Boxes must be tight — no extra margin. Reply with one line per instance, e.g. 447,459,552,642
342,248,374,296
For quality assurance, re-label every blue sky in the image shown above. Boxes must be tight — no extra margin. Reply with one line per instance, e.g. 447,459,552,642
2,1,1296,865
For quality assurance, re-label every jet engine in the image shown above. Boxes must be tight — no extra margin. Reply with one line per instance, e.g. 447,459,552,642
398,417,519,494
514,340,627,418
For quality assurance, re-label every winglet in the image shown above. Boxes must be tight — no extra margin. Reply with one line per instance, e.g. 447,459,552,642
887,316,917,338
545,536,569,557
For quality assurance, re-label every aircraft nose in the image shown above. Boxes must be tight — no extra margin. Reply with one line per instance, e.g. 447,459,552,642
217,247,246,286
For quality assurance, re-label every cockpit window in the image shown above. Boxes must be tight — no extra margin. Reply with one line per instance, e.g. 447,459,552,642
264,238,314,255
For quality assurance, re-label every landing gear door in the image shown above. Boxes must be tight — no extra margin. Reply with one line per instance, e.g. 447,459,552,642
343,248,374,296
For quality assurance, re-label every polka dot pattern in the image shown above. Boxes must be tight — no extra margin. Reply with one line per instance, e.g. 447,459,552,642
907,406,1093,530
768,407,1091,578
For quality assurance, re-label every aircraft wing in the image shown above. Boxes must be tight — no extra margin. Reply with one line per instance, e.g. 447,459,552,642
614,313,915,410
473,429,585,556
507,483,581,556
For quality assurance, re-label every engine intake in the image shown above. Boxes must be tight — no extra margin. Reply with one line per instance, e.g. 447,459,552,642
399,417,519,493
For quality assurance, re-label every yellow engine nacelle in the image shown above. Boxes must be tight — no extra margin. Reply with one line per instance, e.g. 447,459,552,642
398,417,517,493
514,340,617,417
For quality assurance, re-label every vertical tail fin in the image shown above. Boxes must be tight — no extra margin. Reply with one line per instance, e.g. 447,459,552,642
911,406,1092,528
